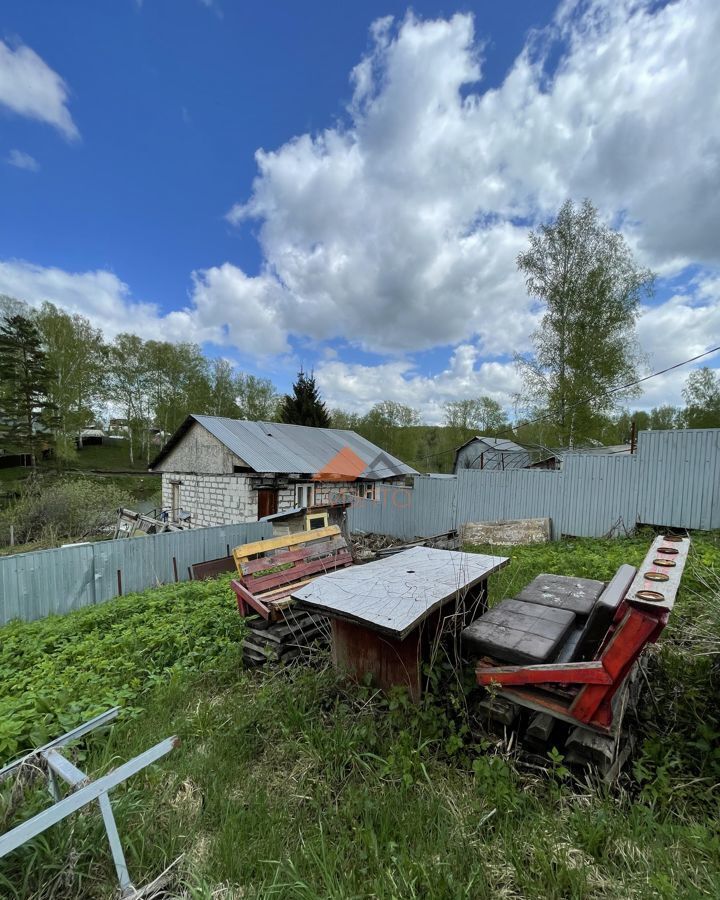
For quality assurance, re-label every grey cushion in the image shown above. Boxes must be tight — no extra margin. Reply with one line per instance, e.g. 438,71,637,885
462,598,576,665
515,574,604,617
555,564,637,663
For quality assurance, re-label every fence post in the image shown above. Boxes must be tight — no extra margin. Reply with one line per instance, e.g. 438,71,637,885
9,524,14,547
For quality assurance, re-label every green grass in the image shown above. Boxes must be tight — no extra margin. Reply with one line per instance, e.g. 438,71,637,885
1,533,719,898
55,440,149,473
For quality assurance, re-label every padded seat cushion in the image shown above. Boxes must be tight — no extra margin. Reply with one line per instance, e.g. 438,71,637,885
515,574,604,617
462,598,576,665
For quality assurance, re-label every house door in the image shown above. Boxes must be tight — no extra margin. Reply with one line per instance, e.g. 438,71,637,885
257,489,278,520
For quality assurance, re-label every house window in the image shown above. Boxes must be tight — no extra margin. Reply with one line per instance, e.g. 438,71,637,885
356,482,376,501
295,483,315,508
306,512,329,530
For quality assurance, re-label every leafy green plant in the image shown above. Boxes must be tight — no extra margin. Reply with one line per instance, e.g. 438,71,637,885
0,575,245,763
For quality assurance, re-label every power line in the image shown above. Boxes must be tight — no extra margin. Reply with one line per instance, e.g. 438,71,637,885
408,343,720,467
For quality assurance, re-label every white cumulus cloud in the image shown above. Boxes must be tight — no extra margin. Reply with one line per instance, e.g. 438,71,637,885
208,0,720,364
0,40,79,139
3,2,719,417
0,260,178,341
316,344,523,424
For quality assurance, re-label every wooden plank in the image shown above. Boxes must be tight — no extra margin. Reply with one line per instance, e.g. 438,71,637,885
240,537,348,575
241,547,309,575
232,525,340,565
331,618,422,702
476,660,612,686
230,579,271,619
625,535,690,613
250,551,352,593
569,607,658,725
260,578,315,600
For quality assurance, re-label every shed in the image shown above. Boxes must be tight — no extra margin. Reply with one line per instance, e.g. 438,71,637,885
453,436,533,472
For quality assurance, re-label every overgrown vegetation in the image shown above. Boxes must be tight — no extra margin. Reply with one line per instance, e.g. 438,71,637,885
0,533,718,898
0,440,161,552
0,477,130,546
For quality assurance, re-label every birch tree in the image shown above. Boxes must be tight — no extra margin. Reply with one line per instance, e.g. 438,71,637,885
516,199,653,446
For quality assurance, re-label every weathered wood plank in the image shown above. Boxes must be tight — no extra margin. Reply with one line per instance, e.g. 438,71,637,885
240,537,348,576
625,534,690,613
232,525,340,566
250,551,353,593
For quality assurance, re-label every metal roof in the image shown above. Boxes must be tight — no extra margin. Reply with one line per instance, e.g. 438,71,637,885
469,435,526,453
453,434,532,471
151,415,417,480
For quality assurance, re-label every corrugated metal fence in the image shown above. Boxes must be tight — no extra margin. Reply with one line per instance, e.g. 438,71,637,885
348,429,720,541
0,521,271,626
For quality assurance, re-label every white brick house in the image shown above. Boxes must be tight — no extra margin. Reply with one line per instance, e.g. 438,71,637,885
149,415,415,527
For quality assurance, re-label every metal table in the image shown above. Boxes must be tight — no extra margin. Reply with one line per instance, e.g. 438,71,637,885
293,546,508,700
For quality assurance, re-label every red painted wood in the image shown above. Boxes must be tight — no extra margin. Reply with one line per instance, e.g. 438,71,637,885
475,591,669,730
331,618,422,702
476,660,612,686
242,547,310,575
230,579,271,619
570,607,659,723
249,551,353,593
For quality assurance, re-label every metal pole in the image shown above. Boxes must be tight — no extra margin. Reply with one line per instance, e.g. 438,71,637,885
97,792,134,896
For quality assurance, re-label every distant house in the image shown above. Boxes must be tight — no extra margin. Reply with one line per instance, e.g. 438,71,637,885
453,436,533,472
108,418,130,435
149,415,416,527
527,443,633,470
77,428,105,448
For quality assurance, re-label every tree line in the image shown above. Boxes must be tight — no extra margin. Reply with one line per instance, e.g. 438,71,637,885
2,197,720,480
0,296,279,466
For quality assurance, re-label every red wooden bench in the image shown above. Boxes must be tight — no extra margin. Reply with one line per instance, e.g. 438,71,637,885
465,534,690,733
230,525,353,622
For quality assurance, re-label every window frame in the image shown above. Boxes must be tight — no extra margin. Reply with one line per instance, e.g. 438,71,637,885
295,482,315,508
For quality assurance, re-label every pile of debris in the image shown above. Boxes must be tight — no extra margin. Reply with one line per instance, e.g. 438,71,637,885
114,507,190,539
242,610,330,667
351,530,460,562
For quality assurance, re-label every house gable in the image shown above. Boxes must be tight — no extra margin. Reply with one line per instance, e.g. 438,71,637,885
152,420,250,474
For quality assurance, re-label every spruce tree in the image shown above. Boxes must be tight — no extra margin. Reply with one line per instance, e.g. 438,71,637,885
0,314,58,466
279,370,331,427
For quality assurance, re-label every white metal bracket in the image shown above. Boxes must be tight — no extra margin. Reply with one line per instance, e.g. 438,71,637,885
0,708,178,898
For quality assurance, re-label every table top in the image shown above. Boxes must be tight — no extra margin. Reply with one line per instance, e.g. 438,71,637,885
292,546,509,639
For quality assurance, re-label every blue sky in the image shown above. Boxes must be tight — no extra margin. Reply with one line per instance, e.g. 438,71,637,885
1,0,718,422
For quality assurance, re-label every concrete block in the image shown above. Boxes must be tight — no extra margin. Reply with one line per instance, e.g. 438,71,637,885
461,518,551,546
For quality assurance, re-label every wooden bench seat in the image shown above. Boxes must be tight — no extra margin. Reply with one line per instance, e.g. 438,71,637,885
230,525,353,621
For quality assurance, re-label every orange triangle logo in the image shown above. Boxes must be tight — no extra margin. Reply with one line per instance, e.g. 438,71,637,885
314,446,366,482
